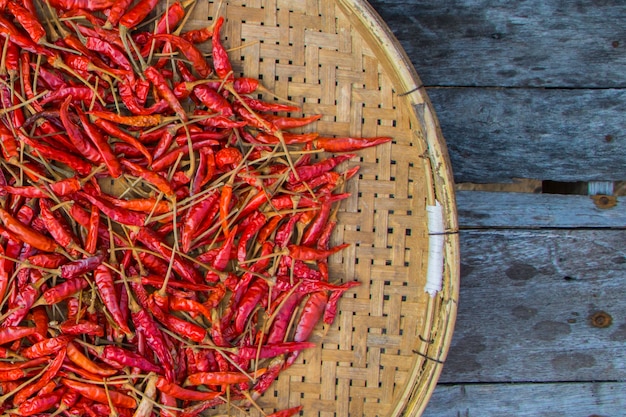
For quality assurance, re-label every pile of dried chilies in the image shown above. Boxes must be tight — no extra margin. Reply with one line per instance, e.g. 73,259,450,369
0,0,391,416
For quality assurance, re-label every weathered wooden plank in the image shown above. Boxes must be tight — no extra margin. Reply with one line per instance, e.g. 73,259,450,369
427,87,626,183
368,0,626,88
438,229,626,383
422,382,626,417
457,191,626,228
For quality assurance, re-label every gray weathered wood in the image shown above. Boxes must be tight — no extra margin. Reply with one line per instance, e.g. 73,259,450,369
422,382,626,417
438,229,626,383
368,0,626,88
457,191,626,228
427,87,626,183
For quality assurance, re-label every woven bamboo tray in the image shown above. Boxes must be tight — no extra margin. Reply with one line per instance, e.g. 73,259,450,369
186,1,460,415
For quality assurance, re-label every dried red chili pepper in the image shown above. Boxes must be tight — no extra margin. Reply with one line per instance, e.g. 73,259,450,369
314,135,392,152
0,207,59,253
60,378,137,408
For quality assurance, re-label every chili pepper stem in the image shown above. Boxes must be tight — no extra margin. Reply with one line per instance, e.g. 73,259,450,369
49,57,106,106
118,26,146,76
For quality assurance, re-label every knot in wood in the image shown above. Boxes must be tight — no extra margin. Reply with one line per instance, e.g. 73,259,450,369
589,311,612,328
591,195,617,209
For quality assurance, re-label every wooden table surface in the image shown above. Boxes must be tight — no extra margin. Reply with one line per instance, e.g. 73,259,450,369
368,1,626,416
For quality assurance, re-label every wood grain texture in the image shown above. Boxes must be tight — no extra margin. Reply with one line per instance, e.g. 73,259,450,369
368,0,626,88
427,87,626,183
457,191,626,228
438,229,626,384
422,382,626,417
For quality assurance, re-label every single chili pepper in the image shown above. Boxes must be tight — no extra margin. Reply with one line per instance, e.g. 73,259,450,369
274,213,301,248
253,131,319,145
0,207,59,253
152,127,175,160
93,264,132,335
169,297,212,322
38,198,79,252
78,191,147,227
0,357,48,374
232,77,260,94
6,1,46,44
191,147,216,195
60,253,105,279
21,335,72,359
20,52,42,113
19,132,92,178
293,290,328,344
219,178,233,236
236,211,266,262
92,117,152,164
83,204,99,254
256,214,284,245
77,111,122,178
61,362,105,383
182,25,214,43
0,16,52,56
104,0,134,27
135,227,202,284
156,376,221,402
60,378,137,408
33,65,66,90
192,111,247,129
99,345,162,374
233,278,268,334
59,96,102,164
266,292,304,344
144,65,188,121
39,86,99,106
287,243,349,261
49,0,116,11
88,110,165,127
211,17,233,81
237,342,316,359
314,135,392,152
18,388,65,415
190,84,233,116
288,154,355,184
150,138,219,172
232,102,278,133
215,147,243,169
85,36,133,72
66,342,117,377
40,277,88,306
139,275,216,292
185,370,265,387
153,1,186,35
0,177,81,199
266,406,304,417
118,0,159,30
27,306,48,342
160,312,207,344
102,195,172,215
0,326,37,345
126,286,176,381
59,321,104,337
0,123,18,160
301,201,332,247
120,159,175,197
116,82,163,116
152,34,212,78
240,96,301,113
